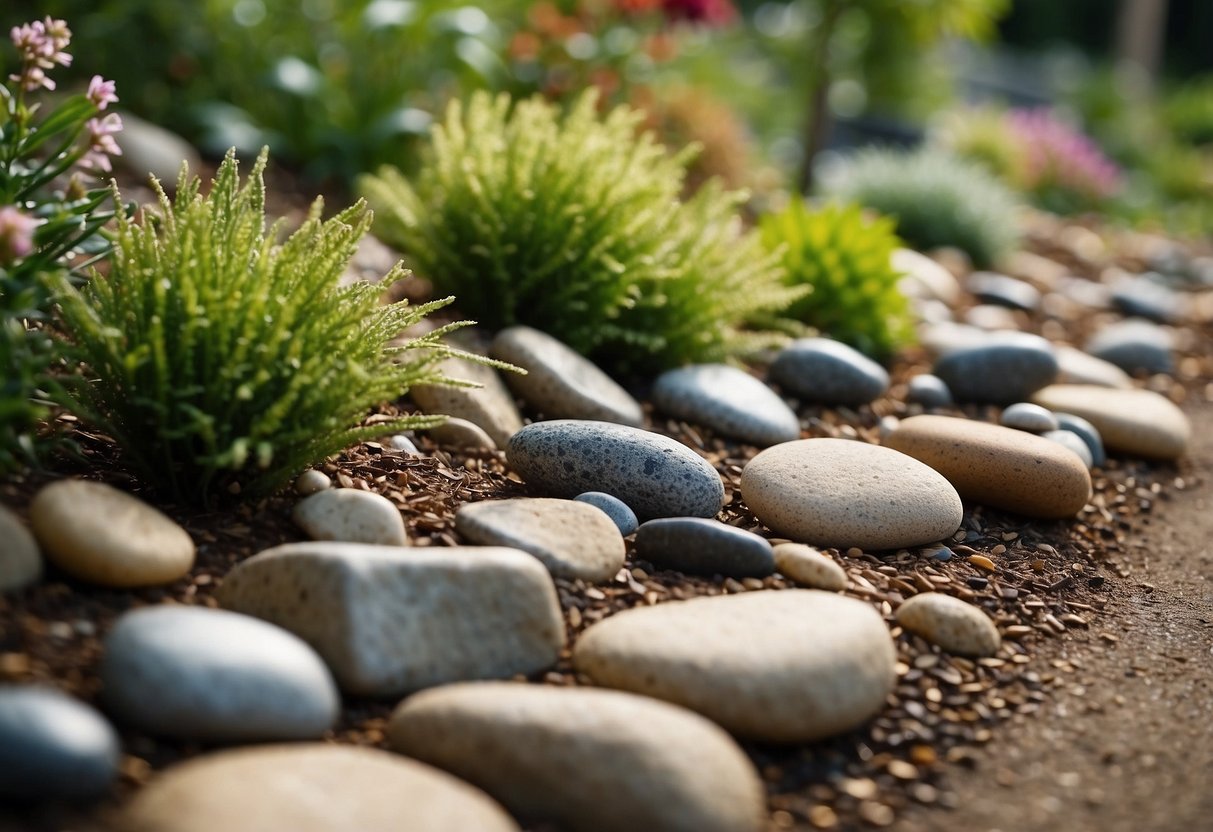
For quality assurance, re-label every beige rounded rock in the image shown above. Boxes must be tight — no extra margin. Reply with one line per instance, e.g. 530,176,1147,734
411,355,524,447
1031,384,1190,460
294,469,331,496
1054,346,1133,389
292,488,407,546
389,682,765,832
896,593,1001,657
0,505,42,592
29,480,194,588
773,543,847,591
455,498,625,582
427,417,497,451
884,415,1092,518
118,744,518,832
740,438,963,550
892,248,960,304
572,590,896,742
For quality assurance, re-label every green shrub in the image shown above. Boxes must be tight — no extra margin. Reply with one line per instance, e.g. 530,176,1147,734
53,149,479,504
1163,79,1213,148
761,200,913,360
820,147,1020,267
361,90,799,374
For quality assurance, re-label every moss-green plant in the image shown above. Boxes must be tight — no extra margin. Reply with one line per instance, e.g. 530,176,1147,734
760,200,913,360
820,147,1020,267
53,149,481,505
360,90,800,374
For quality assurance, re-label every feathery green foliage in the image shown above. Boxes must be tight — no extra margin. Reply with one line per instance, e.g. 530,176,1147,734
821,147,1020,268
361,90,799,374
761,200,913,360
53,149,478,504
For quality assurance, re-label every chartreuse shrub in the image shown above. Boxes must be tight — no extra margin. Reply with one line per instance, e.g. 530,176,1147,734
360,91,800,374
821,147,1020,268
53,149,481,505
761,201,913,360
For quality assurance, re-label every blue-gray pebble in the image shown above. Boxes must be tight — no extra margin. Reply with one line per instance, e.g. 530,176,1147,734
1041,429,1094,468
933,332,1058,404
0,686,120,801
906,374,953,409
999,402,1059,433
1111,275,1180,324
967,271,1041,312
507,420,724,520
652,364,800,447
1053,412,1106,467
101,606,339,743
635,518,775,578
769,338,890,406
574,492,639,536
1085,320,1173,375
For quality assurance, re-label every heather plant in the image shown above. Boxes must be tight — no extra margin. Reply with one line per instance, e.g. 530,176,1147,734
820,147,1020,268
761,200,913,360
1,16,125,472
361,90,799,374
53,149,484,504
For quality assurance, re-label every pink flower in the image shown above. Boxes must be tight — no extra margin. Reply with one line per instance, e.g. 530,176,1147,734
87,75,118,110
82,113,123,174
8,17,72,91
0,206,38,264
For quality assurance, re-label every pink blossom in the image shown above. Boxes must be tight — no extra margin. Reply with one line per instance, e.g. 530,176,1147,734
1006,108,1122,202
82,113,123,174
0,206,38,264
8,17,72,91
87,75,119,110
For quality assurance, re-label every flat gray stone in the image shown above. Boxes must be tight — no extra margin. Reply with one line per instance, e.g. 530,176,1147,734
293,488,408,546
906,374,953,409
388,683,766,832
932,332,1058,404
490,326,643,426
574,492,639,536
634,518,774,578
768,338,889,405
116,113,202,188
652,364,799,447
101,606,339,742
573,591,896,742
999,402,1059,433
506,420,724,520
0,686,120,800
412,356,523,447
1053,412,1106,467
456,498,625,582
1055,345,1133,389
1085,320,1174,375
0,505,41,592
1111,274,1180,323
967,271,1040,311
217,543,564,697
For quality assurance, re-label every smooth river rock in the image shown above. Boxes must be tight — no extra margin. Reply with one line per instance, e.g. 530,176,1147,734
772,543,847,591
411,354,524,447
101,606,339,742
29,480,195,588
216,543,564,696
0,504,41,592
999,402,1058,433
0,686,120,801
293,488,408,546
1054,345,1133,389
573,492,639,536
884,415,1092,518
896,593,1001,657
932,332,1058,404
506,420,724,520
1084,320,1174,375
388,683,766,832
652,364,800,447
740,438,963,551
1031,385,1190,460
967,271,1040,312
490,326,643,426
634,518,775,578
573,590,896,742
118,744,519,832
768,338,890,405
1041,429,1095,468
427,417,497,450
455,498,625,582
1053,412,1107,467
892,248,960,304
906,374,953,409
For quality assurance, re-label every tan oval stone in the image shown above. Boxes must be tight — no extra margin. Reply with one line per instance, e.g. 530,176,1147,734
411,355,524,447
388,682,765,832
0,505,41,592
1054,346,1133,389
1031,384,1190,460
896,593,1001,657
884,415,1092,518
29,480,194,588
740,438,963,550
773,543,847,591
572,590,896,742
119,744,518,832
427,416,497,451
292,488,408,546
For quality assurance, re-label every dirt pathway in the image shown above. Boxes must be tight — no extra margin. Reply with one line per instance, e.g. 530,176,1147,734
899,401,1213,832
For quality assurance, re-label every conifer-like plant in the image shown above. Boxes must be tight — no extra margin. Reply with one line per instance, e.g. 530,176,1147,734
360,91,799,373
54,149,477,504
761,200,914,360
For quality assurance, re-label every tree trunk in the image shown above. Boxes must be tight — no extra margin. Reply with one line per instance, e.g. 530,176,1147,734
797,1,847,194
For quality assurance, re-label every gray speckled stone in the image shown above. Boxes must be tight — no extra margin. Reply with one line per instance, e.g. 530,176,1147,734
411,355,524,447
1110,274,1180,323
490,326,643,426
1084,320,1174,375
1054,345,1133,389
506,421,724,520
999,402,1059,433
634,518,774,578
101,606,339,742
906,374,953,409
1041,429,1094,468
1,504,41,593
574,492,639,536
1053,412,1106,467
455,498,625,582
966,271,1040,312
652,364,799,447
932,332,1058,404
0,686,120,800
769,338,889,405
293,488,408,546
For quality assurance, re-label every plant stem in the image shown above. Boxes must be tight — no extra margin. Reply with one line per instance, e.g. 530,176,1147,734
797,0,849,195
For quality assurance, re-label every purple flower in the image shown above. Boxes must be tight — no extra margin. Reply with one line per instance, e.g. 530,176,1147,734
1007,108,1122,202
87,75,118,110
0,206,38,264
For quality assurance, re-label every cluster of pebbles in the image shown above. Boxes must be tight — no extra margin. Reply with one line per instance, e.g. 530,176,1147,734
1,212,1211,831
